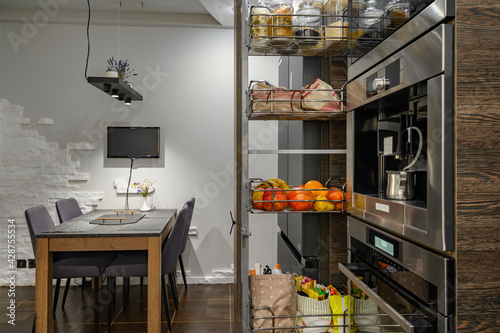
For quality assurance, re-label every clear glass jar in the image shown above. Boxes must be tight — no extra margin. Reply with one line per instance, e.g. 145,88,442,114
323,0,349,49
324,0,349,23
311,0,325,13
348,0,366,39
294,0,322,46
384,0,410,34
359,0,384,39
250,0,271,48
268,0,294,40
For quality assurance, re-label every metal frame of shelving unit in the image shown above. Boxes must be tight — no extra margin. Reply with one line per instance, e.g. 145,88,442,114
235,1,351,331
234,1,250,331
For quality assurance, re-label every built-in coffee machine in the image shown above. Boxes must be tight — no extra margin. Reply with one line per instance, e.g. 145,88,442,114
346,24,454,253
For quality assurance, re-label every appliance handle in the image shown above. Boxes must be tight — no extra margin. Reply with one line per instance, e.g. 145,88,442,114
338,263,414,333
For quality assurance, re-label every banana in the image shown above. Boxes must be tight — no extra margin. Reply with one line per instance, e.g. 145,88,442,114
254,179,280,189
267,178,290,191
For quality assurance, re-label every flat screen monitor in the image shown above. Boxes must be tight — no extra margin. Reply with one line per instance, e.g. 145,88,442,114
107,127,160,159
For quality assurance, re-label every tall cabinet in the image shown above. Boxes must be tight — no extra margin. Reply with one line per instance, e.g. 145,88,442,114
235,0,500,332
234,0,349,331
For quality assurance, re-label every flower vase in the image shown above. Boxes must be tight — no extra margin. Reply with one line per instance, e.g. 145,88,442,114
140,196,150,212
106,68,118,78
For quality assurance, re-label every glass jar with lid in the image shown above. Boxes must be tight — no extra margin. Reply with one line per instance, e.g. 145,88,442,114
323,0,349,49
294,0,322,46
250,0,271,49
384,0,410,35
311,0,325,13
359,0,384,40
347,0,366,40
268,0,294,42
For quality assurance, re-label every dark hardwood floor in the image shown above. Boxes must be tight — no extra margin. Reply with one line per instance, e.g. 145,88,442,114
0,282,234,332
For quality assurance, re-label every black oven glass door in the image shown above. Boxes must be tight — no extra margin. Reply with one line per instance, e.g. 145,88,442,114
339,262,443,333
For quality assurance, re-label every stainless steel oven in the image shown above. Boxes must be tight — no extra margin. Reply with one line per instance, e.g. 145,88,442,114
340,217,455,333
346,22,454,252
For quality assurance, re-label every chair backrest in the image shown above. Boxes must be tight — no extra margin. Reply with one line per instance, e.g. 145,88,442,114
161,200,191,275
180,197,196,254
55,198,83,223
25,205,56,255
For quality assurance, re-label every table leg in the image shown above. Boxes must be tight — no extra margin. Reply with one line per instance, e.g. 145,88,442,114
35,238,52,332
147,236,162,332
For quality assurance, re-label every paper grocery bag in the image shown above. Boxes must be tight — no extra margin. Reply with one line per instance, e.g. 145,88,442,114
301,78,341,112
250,274,297,333
251,82,303,112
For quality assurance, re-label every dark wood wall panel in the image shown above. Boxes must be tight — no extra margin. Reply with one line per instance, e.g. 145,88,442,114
457,317,500,333
456,0,500,330
329,57,348,288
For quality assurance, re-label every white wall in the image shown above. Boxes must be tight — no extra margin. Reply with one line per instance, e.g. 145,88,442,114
0,21,236,283
0,19,280,284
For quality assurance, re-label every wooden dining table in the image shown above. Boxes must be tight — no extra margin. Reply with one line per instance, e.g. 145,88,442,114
35,209,177,332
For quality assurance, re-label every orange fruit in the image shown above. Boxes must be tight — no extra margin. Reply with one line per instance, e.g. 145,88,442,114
315,187,329,197
304,180,329,197
327,189,343,201
327,188,345,211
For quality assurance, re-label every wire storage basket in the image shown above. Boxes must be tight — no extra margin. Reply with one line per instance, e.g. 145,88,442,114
248,178,347,214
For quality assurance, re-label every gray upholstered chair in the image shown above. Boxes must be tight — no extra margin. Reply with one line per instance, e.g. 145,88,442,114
55,198,83,223
103,199,191,332
25,205,113,332
178,197,195,290
55,198,85,308
55,198,117,311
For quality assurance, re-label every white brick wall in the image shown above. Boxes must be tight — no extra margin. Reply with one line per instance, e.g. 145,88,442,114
0,99,104,286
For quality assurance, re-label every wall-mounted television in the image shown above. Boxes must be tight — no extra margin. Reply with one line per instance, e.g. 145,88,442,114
107,127,160,159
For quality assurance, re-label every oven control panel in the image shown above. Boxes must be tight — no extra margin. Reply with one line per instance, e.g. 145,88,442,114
364,57,404,99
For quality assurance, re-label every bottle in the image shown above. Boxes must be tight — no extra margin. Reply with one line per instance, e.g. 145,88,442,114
294,0,322,46
272,264,283,275
384,0,410,36
250,0,271,49
268,0,294,42
359,0,384,41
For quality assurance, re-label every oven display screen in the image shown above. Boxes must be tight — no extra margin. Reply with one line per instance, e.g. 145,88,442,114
374,235,395,256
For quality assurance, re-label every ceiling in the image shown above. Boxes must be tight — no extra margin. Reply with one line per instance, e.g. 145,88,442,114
0,0,235,25
0,0,207,13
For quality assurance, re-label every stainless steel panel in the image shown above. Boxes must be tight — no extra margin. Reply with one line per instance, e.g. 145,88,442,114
347,217,454,316
347,24,452,111
404,74,454,251
348,0,455,80
346,25,454,252
404,204,428,232
364,196,405,234
349,193,366,217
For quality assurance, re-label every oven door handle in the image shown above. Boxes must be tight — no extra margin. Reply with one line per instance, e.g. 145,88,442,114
338,263,414,333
